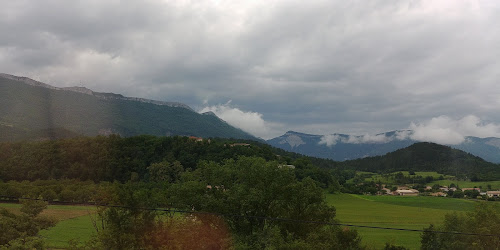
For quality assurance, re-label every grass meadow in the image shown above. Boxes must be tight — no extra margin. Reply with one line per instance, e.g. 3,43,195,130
326,193,477,249
40,214,96,248
360,171,453,184
0,203,97,248
358,170,500,190
428,179,500,189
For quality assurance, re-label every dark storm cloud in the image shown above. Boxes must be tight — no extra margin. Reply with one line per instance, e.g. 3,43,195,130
1,0,500,139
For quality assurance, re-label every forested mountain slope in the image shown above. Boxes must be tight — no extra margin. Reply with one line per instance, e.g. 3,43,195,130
338,142,500,180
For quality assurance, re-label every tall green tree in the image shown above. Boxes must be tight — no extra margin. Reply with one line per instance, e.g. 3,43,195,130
171,156,363,249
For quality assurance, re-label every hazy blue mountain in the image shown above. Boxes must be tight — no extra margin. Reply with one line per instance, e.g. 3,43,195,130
453,137,500,164
268,131,500,163
0,73,259,141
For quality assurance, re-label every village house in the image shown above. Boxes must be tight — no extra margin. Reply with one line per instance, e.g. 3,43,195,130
277,164,296,169
486,191,500,198
462,188,481,192
430,192,447,197
188,136,203,142
440,186,457,192
395,189,419,196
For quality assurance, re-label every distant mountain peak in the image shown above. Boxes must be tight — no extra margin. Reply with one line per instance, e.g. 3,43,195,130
0,73,58,90
284,131,321,137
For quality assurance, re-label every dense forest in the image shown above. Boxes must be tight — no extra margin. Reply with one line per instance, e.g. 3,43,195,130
0,135,344,187
2,135,500,249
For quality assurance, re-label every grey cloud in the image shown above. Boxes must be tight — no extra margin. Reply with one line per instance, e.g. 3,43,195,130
2,0,500,138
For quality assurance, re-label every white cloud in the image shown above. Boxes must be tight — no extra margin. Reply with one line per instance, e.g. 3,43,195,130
318,116,500,146
319,133,396,147
199,102,282,139
395,130,412,140
408,115,500,145
318,134,341,147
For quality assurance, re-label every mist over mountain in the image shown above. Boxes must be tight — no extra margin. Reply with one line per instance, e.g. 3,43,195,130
0,74,258,141
268,130,500,164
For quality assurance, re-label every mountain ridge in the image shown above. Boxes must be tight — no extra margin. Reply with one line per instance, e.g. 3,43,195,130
0,73,258,141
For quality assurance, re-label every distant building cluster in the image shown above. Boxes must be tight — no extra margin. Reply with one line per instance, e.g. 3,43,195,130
378,184,500,199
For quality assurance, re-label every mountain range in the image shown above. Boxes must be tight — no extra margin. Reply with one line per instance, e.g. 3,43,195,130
3,73,500,165
267,130,500,164
0,73,259,141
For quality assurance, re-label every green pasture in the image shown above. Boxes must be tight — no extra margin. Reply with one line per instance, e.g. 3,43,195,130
357,171,500,191
0,203,97,248
40,214,96,248
428,179,500,190
326,193,477,249
0,195,483,249
358,195,475,211
397,171,449,178
359,171,453,184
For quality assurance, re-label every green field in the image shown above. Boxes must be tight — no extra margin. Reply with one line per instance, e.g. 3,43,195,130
359,171,453,184
0,195,481,249
356,170,500,191
0,203,97,248
428,179,500,190
40,214,96,248
327,193,477,249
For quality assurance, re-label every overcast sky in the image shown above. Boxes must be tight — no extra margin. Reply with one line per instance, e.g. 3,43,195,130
2,0,500,141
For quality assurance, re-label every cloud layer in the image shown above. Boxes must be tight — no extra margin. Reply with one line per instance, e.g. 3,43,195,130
2,1,500,138
199,102,282,139
319,116,500,146
409,115,500,144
